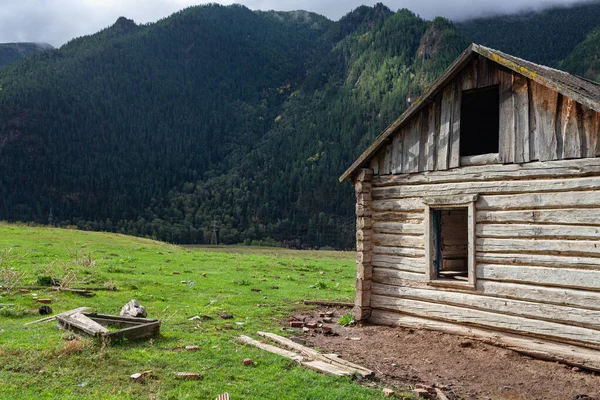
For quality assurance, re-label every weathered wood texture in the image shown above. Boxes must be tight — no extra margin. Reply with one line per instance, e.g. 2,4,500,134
365,158,600,350
353,169,374,322
371,55,600,175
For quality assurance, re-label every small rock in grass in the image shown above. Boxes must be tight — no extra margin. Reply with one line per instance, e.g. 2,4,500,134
219,313,234,319
202,273,207,277
383,388,395,397
271,286,279,290
172,271,180,275
120,299,147,318
185,345,200,351
251,288,262,292
180,280,187,284
130,370,152,381
36,298,52,304
242,358,253,366
289,320,303,328
18,289,30,293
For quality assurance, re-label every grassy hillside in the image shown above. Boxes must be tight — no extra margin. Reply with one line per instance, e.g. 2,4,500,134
0,224,394,399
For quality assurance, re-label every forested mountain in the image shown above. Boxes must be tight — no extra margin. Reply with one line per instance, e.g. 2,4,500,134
0,42,53,68
457,0,600,67
1,2,600,248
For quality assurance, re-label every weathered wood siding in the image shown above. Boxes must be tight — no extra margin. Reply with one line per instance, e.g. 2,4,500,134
369,55,600,175
363,157,600,350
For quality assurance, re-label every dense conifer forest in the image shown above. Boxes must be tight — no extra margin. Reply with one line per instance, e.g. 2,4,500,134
1,2,599,248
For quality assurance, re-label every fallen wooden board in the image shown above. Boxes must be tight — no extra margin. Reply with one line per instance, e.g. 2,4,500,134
257,331,373,377
57,313,109,336
238,335,304,362
301,360,353,376
24,307,90,326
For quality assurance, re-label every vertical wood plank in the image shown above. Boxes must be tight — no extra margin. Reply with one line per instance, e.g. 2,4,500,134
401,125,411,173
461,60,476,91
528,79,538,161
426,99,439,171
409,114,422,173
499,71,515,163
391,133,403,174
438,83,454,170
477,56,498,88
560,96,582,159
449,77,462,169
530,81,559,161
513,74,530,163
382,143,392,175
582,105,597,158
419,107,429,172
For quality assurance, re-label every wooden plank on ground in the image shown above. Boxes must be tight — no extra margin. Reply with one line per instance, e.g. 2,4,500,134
24,307,90,326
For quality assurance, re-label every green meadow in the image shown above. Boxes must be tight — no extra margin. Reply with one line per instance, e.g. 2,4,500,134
0,224,389,399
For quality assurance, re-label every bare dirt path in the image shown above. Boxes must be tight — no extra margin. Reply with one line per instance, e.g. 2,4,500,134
291,308,600,400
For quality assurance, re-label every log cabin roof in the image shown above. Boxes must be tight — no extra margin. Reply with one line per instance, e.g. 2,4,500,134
339,43,600,182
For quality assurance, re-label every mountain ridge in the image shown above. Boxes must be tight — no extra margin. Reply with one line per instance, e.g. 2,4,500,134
1,2,599,248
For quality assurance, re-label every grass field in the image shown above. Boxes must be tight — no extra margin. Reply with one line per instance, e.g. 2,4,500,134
0,224,387,399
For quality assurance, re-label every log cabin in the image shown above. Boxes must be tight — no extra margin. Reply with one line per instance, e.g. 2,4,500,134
340,44,600,370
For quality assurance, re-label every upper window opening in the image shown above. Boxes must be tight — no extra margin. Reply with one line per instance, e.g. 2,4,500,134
460,85,499,157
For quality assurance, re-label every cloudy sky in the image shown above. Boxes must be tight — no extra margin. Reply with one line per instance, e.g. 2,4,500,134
0,0,594,47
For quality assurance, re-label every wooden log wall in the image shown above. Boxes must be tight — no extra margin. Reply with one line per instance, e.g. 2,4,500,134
368,55,600,175
353,169,373,322
364,157,600,350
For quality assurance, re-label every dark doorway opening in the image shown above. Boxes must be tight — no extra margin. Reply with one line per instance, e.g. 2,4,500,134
460,85,500,156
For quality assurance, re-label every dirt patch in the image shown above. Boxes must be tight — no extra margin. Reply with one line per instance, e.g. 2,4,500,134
288,308,600,400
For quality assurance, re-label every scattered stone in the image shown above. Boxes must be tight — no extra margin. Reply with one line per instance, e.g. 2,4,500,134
130,370,152,381
289,320,303,328
350,337,362,341
219,313,234,319
185,346,200,351
120,299,147,318
302,327,310,333
250,288,262,292
174,372,202,380
322,326,333,334
18,289,30,293
202,273,207,277
172,271,180,275
180,280,187,284
322,317,333,323
188,316,202,321
271,286,279,290
39,306,52,315
242,358,253,366
383,388,395,397
572,367,582,372
36,299,52,304
154,282,158,285
458,341,473,348
306,322,317,329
